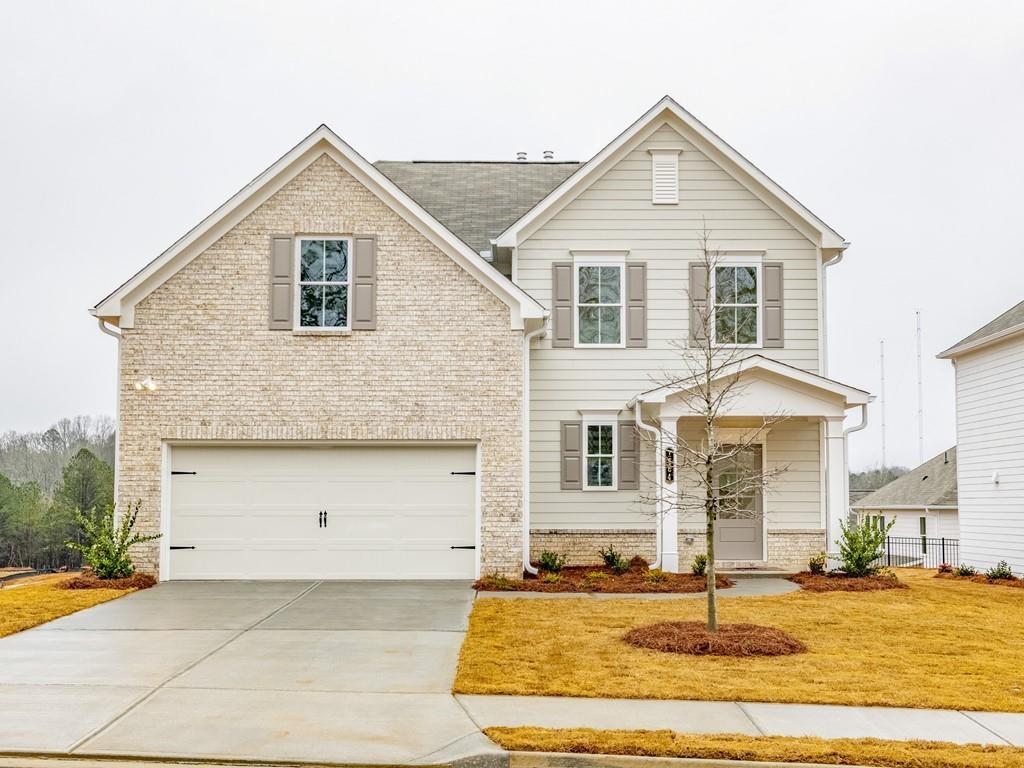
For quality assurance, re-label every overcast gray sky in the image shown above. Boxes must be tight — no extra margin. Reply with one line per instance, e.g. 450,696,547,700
1,0,1021,470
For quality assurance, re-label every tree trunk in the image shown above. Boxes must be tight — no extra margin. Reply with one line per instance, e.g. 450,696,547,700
705,457,718,632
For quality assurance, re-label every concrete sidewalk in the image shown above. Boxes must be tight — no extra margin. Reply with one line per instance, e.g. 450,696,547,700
458,694,1024,747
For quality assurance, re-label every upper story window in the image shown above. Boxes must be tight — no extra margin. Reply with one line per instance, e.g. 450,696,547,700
575,263,624,347
296,238,351,330
584,419,617,490
713,264,761,346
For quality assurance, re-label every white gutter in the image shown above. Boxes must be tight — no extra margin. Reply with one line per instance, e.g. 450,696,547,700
522,320,548,576
96,318,122,511
841,401,870,528
634,401,663,570
821,248,846,377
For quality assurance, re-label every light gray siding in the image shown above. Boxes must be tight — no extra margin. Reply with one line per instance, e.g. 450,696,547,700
954,334,1024,574
520,123,824,530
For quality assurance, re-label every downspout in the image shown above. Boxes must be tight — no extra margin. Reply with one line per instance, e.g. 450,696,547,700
522,318,549,576
634,400,662,569
821,249,845,377
841,401,870,530
95,317,122,513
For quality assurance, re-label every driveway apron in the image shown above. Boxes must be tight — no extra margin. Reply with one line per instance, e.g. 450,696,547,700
0,580,488,764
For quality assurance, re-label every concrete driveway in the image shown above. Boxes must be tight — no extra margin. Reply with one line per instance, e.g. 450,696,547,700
0,581,496,765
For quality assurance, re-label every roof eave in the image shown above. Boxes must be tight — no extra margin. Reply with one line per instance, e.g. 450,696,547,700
938,323,1024,359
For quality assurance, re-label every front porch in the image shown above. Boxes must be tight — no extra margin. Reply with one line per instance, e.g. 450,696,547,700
629,355,871,573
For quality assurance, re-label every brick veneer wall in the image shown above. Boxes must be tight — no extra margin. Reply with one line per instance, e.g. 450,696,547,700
117,154,524,576
529,528,825,571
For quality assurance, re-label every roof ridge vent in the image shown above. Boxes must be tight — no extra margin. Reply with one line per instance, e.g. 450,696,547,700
516,151,527,161
543,150,554,161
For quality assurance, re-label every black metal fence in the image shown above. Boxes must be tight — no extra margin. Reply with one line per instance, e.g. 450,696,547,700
874,536,959,569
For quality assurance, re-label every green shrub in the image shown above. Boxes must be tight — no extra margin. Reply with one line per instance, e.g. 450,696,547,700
808,552,828,575
598,545,630,574
986,560,1016,581
537,550,567,573
66,501,160,580
691,553,708,576
837,518,894,577
644,568,668,584
584,570,609,581
540,571,561,583
955,563,977,577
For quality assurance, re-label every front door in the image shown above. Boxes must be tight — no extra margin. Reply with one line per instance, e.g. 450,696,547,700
713,445,764,561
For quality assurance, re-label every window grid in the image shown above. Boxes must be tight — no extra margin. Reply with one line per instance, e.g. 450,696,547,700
713,264,760,346
575,264,624,347
297,238,351,330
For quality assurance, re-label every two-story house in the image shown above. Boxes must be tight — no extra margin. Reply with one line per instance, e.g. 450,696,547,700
92,97,869,580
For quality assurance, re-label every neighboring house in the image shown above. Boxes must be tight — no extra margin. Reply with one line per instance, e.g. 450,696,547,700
851,447,959,542
939,300,1024,575
91,96,869,581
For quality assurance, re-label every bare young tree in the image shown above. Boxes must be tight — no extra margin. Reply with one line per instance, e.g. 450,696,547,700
639,230,789,632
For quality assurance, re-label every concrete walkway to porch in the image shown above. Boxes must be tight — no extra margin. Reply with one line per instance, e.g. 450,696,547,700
458,694,1024,747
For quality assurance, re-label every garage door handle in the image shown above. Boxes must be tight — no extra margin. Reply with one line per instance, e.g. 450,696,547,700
451,545,476,550
450,471,475,476
170,546,195,550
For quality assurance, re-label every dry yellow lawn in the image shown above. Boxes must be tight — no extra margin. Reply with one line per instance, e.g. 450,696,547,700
0,574,131,637
456,569,1024,711
486,728,1024,768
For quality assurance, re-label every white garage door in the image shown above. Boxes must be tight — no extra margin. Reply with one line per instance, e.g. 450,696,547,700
168,445,477,580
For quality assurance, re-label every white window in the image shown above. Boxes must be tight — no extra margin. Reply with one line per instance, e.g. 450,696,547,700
713,263,762,346
296,238,351,330
650,150,680,204
575,263,624,347
583,419,617,490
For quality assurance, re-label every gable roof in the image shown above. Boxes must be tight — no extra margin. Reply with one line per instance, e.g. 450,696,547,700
938,299,1024,359
374,161,579,254
494,95,848,251
91,126,546,330
852,447,958,510
628,355,870,408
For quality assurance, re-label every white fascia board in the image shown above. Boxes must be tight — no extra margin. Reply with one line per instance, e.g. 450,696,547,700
937,323,1024,360
93,126,544,329
629,355,871,408
495,95,848,251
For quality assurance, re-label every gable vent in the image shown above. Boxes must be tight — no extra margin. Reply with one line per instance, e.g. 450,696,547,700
650,150,680,204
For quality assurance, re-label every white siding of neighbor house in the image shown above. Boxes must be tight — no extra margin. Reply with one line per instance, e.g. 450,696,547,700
519,122,825,531
954,334,1024,574
868,509,960,540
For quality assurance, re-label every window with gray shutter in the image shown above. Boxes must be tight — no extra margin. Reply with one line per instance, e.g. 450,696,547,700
269,235,293,330
763,262,784,348
625,262,647,348
560,421,582,490
688,262,709,345
551,262,574,347
351,235,377,330
618,421,639,490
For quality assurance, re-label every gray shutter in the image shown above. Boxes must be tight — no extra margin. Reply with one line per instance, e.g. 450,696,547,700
763,262,783,348
625,262,647,348
618,422,639,490
688,262,709,345
351,235,377,330
269,235,293,330
560,421,582,490
551,262,574,348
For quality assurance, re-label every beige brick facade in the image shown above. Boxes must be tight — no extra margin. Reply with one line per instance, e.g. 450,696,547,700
118,154,524,576
529,528,825,572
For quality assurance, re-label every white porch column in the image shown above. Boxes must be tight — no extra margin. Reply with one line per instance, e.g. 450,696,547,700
824,416,848,553
661,416,680,573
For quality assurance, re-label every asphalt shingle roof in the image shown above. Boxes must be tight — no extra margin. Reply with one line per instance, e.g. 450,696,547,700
852,447,958,509
374,161,580,254
944,299,1024,355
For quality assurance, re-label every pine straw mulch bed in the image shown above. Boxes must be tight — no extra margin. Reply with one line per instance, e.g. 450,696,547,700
56,572,157,590
475,558,733,593
484,728,1024,768
624,620,807,657
935,572,1024,589
789,570,907,592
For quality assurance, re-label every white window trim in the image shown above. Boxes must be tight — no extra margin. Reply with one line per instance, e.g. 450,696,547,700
572,257,626,348
711,254,764,349
582,417,618,491
294,236,353,332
